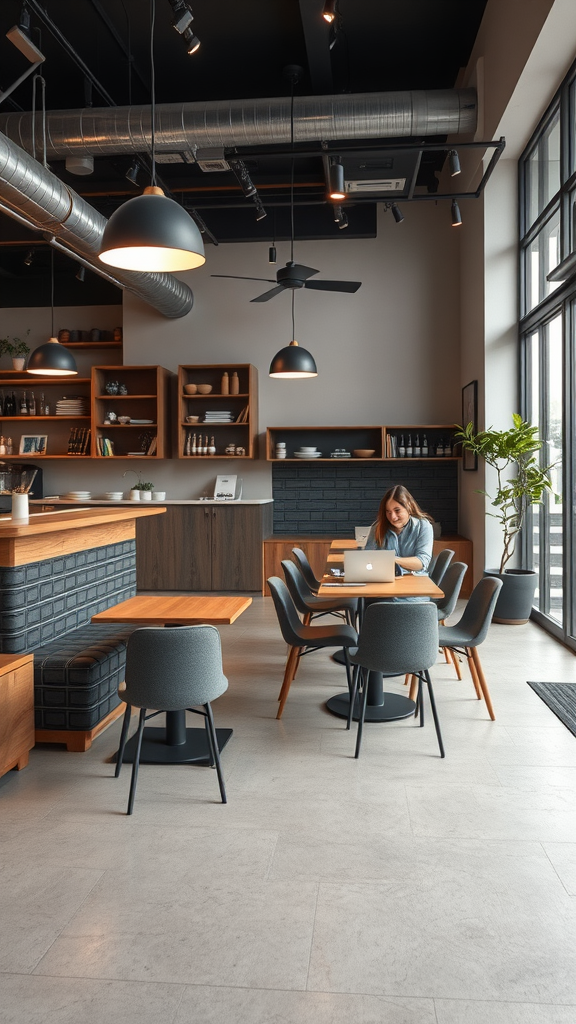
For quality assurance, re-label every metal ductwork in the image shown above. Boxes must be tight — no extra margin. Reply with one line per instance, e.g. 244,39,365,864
0,89,477,160
0,132,194,319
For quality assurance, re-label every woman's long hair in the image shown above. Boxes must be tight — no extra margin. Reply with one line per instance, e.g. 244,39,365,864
374,484,432,546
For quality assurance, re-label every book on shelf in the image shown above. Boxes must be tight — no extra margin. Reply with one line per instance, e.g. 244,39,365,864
96,436,114,456
67,426,91,455
235,405,249,423
146,435,157,456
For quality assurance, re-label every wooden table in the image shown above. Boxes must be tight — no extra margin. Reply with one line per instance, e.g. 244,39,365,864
92,594,252,765
319,563,443,723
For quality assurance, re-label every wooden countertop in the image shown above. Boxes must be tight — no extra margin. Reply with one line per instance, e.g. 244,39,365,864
0,505,165,538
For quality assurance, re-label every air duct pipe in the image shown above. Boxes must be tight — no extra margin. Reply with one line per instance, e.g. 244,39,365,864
0,131,194,319
0,89,477,160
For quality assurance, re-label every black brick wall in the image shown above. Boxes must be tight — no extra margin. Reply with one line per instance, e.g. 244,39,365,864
272,462,458,536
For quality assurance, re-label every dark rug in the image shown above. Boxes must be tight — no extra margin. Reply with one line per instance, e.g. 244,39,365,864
527,681,576,738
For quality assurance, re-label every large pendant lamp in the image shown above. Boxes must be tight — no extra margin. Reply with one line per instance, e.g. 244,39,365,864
98,0,205,273
269,67,317,380
269,292,318,379
27,251,78,377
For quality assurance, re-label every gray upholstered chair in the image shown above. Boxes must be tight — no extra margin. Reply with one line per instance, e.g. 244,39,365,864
281,559,358,627
438,576,503,721
350,601,444,759
267,576,358,720
115,625,228,814
406,561,468,697
429,548,455,587
291,547,323,594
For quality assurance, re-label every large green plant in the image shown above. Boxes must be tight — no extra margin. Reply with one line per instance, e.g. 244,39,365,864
455,414,554,573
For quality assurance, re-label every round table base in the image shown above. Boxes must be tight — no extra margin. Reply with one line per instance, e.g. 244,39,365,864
117,726,233,765
326,691,416,723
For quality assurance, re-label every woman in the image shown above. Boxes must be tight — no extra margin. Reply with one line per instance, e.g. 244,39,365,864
364,484,433,576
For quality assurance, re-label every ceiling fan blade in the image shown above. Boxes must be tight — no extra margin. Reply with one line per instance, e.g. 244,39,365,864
250,284,287,302
304,279,362,293
291,264,320,280
211,274,276,283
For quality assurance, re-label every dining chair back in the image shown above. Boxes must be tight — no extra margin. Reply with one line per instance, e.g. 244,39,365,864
350,600,443,759
281,558,357,626
429,548,455,587
434,561,467,619
438,576,503,720
115,625,228,814
291,547,322,594
267,576,358,720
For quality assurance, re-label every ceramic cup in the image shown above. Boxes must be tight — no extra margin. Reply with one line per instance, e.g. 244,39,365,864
152,491,166,501
11,491,29,520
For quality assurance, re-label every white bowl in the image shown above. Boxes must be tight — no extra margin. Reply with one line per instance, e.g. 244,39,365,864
296,446,318,453
152,491,166,501
104,492,123,500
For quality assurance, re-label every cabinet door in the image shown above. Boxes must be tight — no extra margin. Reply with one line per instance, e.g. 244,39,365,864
136,506,211,590
211,506,263,591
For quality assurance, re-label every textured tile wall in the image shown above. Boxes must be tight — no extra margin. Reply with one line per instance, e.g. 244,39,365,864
0,540,136,653
272,462,458,535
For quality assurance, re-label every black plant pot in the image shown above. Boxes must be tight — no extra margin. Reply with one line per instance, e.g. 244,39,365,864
483,569,538,624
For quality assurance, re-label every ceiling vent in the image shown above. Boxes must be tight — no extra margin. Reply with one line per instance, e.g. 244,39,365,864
345,177,406,193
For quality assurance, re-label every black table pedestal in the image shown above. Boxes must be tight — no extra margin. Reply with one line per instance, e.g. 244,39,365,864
116,710,233,765
326,671,416,723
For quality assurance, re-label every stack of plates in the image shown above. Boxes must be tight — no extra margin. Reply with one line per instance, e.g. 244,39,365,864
61,491,91,500
204,411,234,423
294,448,322,459
129,419,154,425
56,397,88,415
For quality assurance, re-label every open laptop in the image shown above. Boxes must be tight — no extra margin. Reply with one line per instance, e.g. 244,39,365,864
354,526,371,548
344,549,396,583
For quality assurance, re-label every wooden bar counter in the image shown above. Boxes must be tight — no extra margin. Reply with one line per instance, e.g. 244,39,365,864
0,506,166,567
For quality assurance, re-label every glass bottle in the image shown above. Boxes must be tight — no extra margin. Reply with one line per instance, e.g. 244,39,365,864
422,434,429,457
6,437,12,455
445,435,453,456
209,435,216,455
436,437,444,457
414,434,421,457
0,436,5,455
398,434,405,458
28,391,36,416
406,434,413,457
20,391,27,415
40,392,45,416
44,396,50,416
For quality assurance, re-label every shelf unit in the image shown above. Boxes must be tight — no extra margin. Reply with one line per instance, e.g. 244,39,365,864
0,373,92,458
177,363,258,459
92,365,172,459
266,424,460,461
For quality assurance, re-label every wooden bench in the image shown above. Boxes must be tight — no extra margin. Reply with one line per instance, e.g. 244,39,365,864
0,653,34,777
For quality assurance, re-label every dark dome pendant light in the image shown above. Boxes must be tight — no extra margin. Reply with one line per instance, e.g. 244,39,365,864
27,250,78,377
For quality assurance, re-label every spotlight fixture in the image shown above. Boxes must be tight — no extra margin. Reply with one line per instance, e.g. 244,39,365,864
328,159,346,201
451,199,462,226
229,158,257,198
125,159,141,186
448,149,461,176
6,6,45,65
28,251,78,377
254,195,267,221
322,0,337,23
389,202,404,224
99,0,205,272
76,265,86,282
23,249,34,266
333,204,348,230
168,0,200,54
268,245,277,264
270,292,318,379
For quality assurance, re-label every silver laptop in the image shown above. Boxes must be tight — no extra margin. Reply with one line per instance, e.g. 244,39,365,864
344,549,396,583
354,526,371,548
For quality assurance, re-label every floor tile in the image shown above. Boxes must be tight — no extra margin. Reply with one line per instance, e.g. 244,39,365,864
0,974,184,1024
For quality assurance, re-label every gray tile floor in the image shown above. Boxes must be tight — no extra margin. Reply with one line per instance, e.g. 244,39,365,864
1,597,576,1023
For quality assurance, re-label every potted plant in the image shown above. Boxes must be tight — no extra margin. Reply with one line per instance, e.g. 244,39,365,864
123,469,144,501
139,481,154,501
455,414,555,623
0,330,31,370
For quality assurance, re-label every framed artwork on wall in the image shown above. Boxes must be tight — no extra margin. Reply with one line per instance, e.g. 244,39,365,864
461,380,478,471
19,435,47,455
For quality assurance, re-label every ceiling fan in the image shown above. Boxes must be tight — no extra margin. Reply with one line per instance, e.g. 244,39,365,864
212,66,361,303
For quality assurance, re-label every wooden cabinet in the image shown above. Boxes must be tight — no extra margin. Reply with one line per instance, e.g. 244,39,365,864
433,534,473,597
0,654,34,779
136,503,273,592
0,373,92,458
263,536,333,595
92,365,172,459
266,424,460,462
177,363,258,459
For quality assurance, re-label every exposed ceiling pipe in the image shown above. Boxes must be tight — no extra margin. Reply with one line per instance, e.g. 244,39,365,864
0,131,194,319
0,89,477,160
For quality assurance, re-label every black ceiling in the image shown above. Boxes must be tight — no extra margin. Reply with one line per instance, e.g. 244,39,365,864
0,0,488,304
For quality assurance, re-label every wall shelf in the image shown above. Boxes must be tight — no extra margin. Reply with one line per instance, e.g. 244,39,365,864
177,363,258,459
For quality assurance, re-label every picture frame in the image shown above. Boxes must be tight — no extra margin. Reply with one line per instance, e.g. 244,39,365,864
461,380,478,471
19,435,47,455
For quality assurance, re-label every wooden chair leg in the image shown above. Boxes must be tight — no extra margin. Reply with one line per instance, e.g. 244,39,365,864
277,645,299,701
466,647,483,699
404,673,410,686
445,646,462,680
470,646,496,720
303,611,312,626
408,674,418,702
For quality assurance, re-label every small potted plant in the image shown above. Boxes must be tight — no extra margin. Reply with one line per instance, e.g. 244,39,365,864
0,330,31,370
139,481,154,501
455,414,555,623
123,469,144,500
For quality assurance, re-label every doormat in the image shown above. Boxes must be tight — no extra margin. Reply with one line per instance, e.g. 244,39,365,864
527,681,576,739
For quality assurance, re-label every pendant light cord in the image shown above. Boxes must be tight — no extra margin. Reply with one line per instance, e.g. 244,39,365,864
291,289,295,341
290,80,295,264
149,0,157,187
50,248,55,337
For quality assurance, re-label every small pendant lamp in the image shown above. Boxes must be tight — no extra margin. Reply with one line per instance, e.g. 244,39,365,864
98,0,205,274
27,251,78,377
269,293,318,379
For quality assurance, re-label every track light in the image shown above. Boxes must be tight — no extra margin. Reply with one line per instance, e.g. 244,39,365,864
126,159,141,185
328,159,346,201
322,0,337,23
390,202,404,224
23,249,34,266
229,158,258,198
268,245,277,264
333,204,348,230
183,27,200,54
254,195,267,221
6,6,45,65
448,149,461,176
168,1,200,54
451,199,462,226
76,265,86,282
